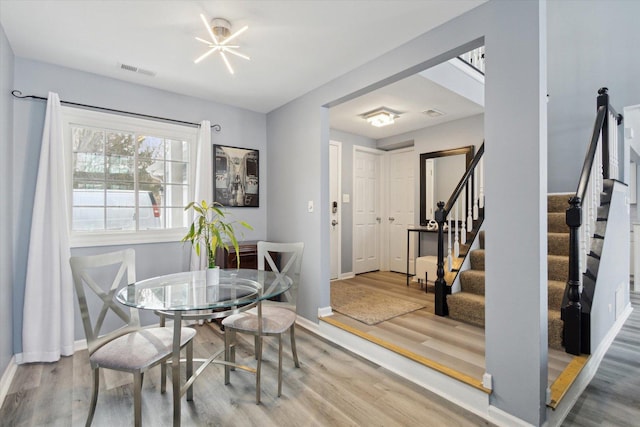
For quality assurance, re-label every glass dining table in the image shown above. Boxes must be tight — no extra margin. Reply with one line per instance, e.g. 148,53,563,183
115,268,291,427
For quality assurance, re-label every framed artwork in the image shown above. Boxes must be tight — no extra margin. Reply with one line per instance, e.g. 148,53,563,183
213,144,259,207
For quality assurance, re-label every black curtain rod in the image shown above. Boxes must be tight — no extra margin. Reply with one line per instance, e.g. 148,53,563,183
11,90,221,132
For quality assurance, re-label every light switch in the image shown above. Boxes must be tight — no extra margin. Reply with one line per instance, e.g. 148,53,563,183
342,194,350,203
308,200,314,213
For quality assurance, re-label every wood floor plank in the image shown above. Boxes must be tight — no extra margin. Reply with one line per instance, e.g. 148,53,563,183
1,323,493,426
562,290,640,426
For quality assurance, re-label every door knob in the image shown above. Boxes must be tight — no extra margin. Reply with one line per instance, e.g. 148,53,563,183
389,217,395,221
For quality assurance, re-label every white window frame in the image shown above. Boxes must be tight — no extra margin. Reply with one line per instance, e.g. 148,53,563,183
62,106,199,248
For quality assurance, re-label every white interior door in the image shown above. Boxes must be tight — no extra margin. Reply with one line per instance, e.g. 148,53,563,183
329,141,341,280
353,148,381,274
388,149,415,273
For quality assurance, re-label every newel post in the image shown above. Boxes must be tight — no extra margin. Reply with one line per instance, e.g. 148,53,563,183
562,196,582,355
597,87,610,179
435,201,448,316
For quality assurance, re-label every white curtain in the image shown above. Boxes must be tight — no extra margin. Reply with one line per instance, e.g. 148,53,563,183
21,92,74,363
190,120,213,271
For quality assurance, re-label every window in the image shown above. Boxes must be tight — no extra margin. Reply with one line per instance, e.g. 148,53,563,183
63,107,198,247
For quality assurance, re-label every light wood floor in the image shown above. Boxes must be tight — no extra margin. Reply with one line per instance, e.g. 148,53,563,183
327,271,574,385
562,289,640,426
0,321,494,426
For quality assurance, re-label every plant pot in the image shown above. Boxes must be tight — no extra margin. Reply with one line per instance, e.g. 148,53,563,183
206,266,220,285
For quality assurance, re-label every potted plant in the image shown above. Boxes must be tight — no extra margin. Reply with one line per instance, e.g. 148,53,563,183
182,200,252,282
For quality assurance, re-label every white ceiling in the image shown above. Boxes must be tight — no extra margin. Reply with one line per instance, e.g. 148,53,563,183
0,0,485,138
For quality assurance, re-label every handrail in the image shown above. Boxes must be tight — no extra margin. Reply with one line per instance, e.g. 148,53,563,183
434,143,485,316
575,106,606,199
444,143,485,217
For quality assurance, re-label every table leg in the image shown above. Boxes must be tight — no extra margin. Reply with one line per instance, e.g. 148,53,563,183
172,311,182,427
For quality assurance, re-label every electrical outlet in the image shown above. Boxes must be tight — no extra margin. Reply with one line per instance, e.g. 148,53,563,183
308,200,314,213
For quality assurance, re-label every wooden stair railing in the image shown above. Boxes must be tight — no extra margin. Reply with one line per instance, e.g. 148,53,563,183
434,143,485,316
563,87,623,355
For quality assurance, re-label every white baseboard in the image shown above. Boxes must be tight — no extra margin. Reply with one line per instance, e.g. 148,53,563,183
0,356,17,410
338,272,355,280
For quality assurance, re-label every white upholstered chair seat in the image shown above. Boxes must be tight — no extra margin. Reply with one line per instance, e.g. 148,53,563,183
222,307,296,335
91,327,196,371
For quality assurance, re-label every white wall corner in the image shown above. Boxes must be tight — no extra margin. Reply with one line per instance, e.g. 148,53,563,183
318,306,333,317
0,356,18,409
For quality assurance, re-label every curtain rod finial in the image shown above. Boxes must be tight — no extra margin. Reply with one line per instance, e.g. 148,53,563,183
211,124,221,132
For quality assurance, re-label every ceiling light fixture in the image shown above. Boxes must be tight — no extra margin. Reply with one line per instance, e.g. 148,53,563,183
362,108,399,127
194,15,249,74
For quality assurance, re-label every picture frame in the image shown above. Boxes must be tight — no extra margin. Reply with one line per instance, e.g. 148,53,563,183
213,144,259,207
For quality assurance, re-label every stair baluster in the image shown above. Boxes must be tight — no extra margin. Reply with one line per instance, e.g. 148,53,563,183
473,166,479,220
479,156,485,209
467,181,473,232
454,200,460,258
447,214,453,272
461,195,467,245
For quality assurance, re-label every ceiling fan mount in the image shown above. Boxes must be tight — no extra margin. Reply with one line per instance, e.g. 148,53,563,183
210,18,231,40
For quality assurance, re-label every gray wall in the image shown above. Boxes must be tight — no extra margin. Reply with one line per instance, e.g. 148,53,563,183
11,58,268,349
0,23,15,377
267,1,549,423
547,0,640,192
329,129,376,274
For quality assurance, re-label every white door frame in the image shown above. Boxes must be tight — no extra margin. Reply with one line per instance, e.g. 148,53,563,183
352,145,387,274
329,140,342,279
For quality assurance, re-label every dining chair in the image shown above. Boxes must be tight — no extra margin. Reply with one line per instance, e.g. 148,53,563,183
70,249,196,427
222,241,304,403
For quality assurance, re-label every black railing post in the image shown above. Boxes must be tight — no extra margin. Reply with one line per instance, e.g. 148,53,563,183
434,201,448,316
562,196,582,355
597,87,610,179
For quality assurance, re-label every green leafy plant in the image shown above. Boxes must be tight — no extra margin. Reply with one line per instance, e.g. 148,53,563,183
182,200,252,269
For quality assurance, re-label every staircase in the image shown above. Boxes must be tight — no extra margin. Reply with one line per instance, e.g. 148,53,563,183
446,193,572,350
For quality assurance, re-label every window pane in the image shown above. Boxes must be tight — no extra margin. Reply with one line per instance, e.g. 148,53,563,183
66,109,194,236
165,161,188,185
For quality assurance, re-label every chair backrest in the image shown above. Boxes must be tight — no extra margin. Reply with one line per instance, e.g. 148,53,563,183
257,241,304,311
70,249,139,356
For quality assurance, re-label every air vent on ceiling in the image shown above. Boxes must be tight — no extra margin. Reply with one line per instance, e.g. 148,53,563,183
118,63,156,77
423,108,445,118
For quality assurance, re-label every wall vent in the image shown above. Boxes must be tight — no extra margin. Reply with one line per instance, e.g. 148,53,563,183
118,63,156,77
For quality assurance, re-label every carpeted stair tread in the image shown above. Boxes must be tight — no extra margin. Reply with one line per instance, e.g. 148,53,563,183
548,212,569,233
548,232,570,257
548,309,563,350
470,249,485,270
548,280,565,310
548,254,569,282
548,193,572,213
447,292,486,328
459,270,485,295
